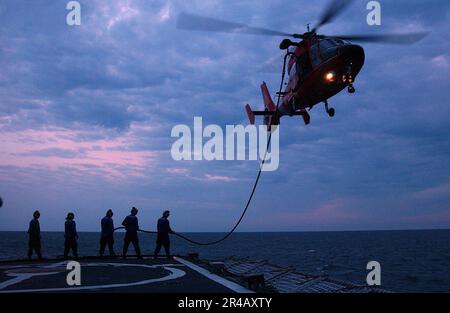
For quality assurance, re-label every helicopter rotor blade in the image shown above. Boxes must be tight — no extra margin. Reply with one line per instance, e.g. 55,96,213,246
331,32,429,44
177,12,300,38
311,0,355,33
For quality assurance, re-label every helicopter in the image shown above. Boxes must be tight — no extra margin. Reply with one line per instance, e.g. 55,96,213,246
177,0,427,126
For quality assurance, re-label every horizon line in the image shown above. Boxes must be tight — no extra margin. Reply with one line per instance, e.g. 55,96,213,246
1,227,450,234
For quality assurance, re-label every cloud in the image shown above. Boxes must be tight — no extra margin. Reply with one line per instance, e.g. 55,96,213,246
158,2,172,22
401,208,450,229
431,55,450,69
0,126,157,180
204,174,235,182
296,199,361,224
413,184,450,200
166,167,189,175
103,1,139,30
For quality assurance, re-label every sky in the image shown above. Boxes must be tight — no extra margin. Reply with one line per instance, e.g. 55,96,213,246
0,0,449,232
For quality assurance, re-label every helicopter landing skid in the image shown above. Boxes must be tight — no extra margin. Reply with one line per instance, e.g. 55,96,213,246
324,101,335,118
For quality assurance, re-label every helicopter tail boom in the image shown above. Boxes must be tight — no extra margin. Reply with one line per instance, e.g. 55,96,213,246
245,104,276,125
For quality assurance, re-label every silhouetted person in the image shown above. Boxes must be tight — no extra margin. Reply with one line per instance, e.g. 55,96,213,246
154,210,175,259
64,212,78,259
27,210,42,260
100,209,116,257
122,207,142,259
100,210,116,257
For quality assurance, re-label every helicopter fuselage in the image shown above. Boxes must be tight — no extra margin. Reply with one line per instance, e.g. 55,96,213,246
278,37,365,117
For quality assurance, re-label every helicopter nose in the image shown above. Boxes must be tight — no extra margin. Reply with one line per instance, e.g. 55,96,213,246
339,44,365,64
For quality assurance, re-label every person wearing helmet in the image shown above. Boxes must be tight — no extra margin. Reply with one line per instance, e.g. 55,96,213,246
64,212,79,259
99,209,116,257
154,210,175,259
121,207,142,259
27,210,42,260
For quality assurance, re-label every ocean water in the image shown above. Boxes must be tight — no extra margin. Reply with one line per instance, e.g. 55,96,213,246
1,230,449,293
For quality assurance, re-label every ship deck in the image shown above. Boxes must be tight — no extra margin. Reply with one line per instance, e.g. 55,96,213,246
0,256,250,293
0,255,389,294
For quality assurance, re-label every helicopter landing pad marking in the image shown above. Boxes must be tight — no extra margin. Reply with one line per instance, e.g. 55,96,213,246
0,261,186,293
177,257,253,293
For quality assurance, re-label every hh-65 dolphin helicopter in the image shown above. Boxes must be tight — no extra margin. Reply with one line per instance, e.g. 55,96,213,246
177,0,427,126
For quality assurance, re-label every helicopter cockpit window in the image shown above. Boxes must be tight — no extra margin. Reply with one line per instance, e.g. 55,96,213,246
320,39,338,60
320,39,335,49
328,38,349,46
333,38,346,45
297,52,312,79
309,43,321,67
